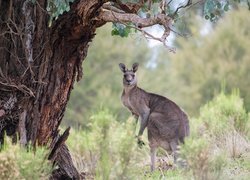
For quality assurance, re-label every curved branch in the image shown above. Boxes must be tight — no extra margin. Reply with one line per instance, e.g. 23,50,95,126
120,22,175,52
97,7,174,50
110,0,146,13
97,8,172,28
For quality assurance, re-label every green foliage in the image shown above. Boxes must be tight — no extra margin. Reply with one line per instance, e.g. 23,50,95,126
0,148,19,179
181,137,211,179
47,0,74,23
143,169,188,180
164,8,250,115
111,23,133,37
204,0,229,22
180,91,250,179
200,90,248,134
16,148,52,179
0,138,52,179
203,0,249,22
67,109,149,179
181,134,228,179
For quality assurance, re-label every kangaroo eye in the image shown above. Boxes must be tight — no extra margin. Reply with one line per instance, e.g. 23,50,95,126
132,75,135,78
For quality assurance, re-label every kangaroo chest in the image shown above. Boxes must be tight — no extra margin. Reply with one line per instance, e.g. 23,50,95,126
121,93,133,110
121,91,138,114
121,87,150,116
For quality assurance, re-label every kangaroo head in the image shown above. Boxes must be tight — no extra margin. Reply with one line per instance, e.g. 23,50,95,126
119,63,139,86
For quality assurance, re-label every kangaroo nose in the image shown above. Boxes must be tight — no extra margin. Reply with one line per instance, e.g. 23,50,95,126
126,76,132,81
127,77,132,82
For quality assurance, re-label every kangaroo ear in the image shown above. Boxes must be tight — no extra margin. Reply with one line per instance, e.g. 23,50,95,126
119,63,126,73
132,63,139,72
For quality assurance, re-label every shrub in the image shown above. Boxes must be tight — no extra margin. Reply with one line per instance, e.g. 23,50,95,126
0,147,20,179
180,91,250,179
200,91,250,158
200,90,248,135
180,137,211,179
67,108,148,179
16,146,52,179
0,138,52,179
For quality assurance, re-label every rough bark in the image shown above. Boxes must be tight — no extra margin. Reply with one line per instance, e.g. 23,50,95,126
0,0,105,179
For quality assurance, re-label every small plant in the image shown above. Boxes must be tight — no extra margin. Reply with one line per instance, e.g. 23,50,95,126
180,91,249,179
200,90,248,135
0,137,52,179
181,137,210,179
199,90,250,158
68,108,148,179
0,146,20,179
16,146,52,179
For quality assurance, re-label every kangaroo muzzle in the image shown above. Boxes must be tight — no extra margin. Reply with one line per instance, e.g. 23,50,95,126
125,75,133,83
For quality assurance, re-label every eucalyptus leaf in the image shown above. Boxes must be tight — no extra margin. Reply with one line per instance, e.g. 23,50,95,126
224,2,229,11
111,23,132,38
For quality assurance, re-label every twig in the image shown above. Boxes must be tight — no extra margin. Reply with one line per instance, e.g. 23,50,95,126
173,0,204,21
167,0,174,6
173,0,192,15
159,166,165,178
122,22,176,52
169,26,187,37
0,80,35,97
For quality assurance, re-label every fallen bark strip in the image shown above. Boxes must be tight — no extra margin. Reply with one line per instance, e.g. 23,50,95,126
49,127,80,179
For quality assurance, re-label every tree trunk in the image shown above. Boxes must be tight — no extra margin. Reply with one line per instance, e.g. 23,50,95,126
0,0,105,179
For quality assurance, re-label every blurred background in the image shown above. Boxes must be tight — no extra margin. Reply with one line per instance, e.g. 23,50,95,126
61,8,250,179
1,3,249,180
63,8,250,129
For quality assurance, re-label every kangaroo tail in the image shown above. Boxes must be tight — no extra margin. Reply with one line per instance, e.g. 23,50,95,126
179,112,190,144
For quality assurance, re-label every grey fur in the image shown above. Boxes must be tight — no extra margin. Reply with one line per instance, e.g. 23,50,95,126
119,63,190,171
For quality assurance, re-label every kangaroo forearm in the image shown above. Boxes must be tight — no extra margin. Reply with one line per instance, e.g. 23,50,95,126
138,113,149,136
138,123,147,136
132,113,139,120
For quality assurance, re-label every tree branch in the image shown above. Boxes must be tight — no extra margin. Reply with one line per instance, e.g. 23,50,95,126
110,0,146,13
173,0,192,15
102,3,126,13
121,22,176,52
97,7,174,50
0,79,35,97
98,8,172,28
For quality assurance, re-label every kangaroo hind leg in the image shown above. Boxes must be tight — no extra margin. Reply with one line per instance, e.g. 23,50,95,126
150,146,157,172
170,140,178,164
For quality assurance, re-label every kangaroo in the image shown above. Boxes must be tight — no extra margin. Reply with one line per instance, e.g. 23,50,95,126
119,62,190,171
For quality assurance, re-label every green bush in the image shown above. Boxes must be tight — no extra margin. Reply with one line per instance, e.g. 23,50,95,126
0,147,20,179
67,108,148,179
0,138,52,179
180,91,250,179
180,137,211,179
200,90,249,135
